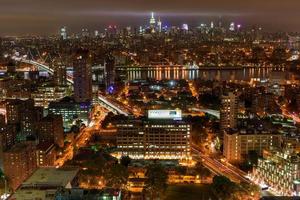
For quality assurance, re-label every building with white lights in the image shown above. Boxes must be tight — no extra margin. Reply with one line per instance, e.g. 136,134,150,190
157,17,162,33
31,85,68,108
48,98,90,131
229,22,235,31
116,110,191,161
149,12,156,33
60,26,67,40
253,148,300,196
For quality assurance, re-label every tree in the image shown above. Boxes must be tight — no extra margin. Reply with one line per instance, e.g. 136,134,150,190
211,175,237,200
104,163,128,189
174,166,187,175
120,156,131,167
144,163,168,199
240,182,260,200
194,162,211,179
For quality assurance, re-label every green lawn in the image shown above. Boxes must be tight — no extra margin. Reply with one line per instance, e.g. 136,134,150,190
164,184,217,200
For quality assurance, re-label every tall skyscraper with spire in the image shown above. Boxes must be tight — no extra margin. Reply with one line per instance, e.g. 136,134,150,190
149,12,156,33
149,12,156,26
157,17,162,32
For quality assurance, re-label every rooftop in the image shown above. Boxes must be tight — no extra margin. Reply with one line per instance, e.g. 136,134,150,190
21,167,79,188
10,189,57,200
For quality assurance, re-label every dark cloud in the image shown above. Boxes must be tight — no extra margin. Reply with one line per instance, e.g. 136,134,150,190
1,0,299,35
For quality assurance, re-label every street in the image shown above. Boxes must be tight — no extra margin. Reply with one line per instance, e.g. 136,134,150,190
55,106,108,167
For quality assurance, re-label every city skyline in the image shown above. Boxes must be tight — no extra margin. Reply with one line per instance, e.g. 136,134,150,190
1,1,300,199
1,0,300,35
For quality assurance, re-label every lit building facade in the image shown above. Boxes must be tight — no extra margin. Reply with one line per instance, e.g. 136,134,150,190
220,92,238,131
223,129,282,164
116,110,191,161
3,143,37,191
73,49,92,103
48,98,90,131
149,12,156,29
104,55,115,92
31,86,68,108
60,26,67,40
253,148,300,196
53,58,67,86
6,99,43,139
36,115,64,148
36,142,56,167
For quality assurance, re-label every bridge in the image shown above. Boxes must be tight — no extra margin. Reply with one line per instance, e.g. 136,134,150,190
12,56,130,116
97,94,129,116
12,57,74,84
190,108,220,119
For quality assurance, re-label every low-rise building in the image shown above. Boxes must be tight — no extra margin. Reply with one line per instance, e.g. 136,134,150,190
54,188,121,200
10,167,80,200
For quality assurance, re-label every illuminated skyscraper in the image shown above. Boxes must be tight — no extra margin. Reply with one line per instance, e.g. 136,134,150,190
157,17,162,33
73,49,92,103
104,55,116,93
220,92,238,131
149,12,156,26
53,58,67,86
229,22,235,31
60,26,67,40
81,28,89,37
139,26,143,35
182,24,189,31
149,12,156,33
94,30,99,37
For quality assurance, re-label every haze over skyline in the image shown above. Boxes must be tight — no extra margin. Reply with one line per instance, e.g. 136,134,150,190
1,0,300,35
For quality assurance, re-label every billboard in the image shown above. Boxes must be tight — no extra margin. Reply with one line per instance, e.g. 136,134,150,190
148,110,182,120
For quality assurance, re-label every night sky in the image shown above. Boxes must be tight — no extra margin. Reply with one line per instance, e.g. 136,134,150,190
1,0,299,36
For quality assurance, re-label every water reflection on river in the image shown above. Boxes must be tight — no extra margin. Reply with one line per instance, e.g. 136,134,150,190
127,68,289,81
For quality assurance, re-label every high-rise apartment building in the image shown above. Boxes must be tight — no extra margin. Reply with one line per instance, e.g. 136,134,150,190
3,143,37,191
60,26,67,40
53,58,67,86
73,49,92,103
6,99,24,125
0,121,16,169
36,142,56,167
6,99,43,138
104,55,115,92
36,115,64,148
220,92,238,131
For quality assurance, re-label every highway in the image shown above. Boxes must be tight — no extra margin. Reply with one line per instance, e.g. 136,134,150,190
97,93,131,116
191,144,251,184
12,56,132,116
